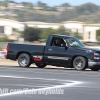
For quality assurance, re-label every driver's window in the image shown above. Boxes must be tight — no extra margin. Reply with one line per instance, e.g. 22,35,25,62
51,37,65,47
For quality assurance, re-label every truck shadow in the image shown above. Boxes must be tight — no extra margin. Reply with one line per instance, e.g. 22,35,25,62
0,65,98,72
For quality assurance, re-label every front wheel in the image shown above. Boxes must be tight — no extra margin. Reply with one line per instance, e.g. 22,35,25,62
73,56,87,71
35,63,46,68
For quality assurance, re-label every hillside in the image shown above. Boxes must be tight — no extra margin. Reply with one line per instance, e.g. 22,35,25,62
0,1,100,23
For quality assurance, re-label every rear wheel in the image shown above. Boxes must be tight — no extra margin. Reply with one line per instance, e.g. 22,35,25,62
18,53,31,68
73,56,87,71
35,63,46,68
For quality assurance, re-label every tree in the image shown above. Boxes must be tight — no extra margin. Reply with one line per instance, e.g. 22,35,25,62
22,2,33,8
40,28,57,39
50,7,57,11
73,32,82,39
40,27,71,39
57,26,69,35
22,27,41,42
61,3,71,7
37,1,47,7
37,1,51,11
0,36,9,42
96,29,100,41
76,3,99,14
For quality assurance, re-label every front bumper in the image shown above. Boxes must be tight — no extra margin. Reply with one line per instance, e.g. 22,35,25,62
88,60,100,68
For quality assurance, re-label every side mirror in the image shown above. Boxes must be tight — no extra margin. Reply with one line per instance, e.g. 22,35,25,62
65,44,68,49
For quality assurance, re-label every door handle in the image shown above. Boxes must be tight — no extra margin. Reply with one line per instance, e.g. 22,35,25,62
48,48,52,51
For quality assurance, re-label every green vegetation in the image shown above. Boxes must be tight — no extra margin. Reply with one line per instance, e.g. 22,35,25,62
0,36,9,42
40,28,57,39
22,27,41,42
73,32,82,39
76,3,99,14
21,26,81,42
0,1,99,23
96,29,100,41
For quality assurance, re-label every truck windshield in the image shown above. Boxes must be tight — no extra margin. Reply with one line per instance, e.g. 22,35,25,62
66,37,85,48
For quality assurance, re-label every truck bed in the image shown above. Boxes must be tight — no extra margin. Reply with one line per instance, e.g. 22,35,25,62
7,43,45,60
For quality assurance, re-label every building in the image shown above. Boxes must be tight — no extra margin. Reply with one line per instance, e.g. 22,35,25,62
0,19,24,36
62,21,100,42
62,21,84,33
33,6,43,10
56,7,67,12
0,6,6,10
0,19,99,41
8,2,24,10
83,24,100,42
0,11,17,16
23,21,61,29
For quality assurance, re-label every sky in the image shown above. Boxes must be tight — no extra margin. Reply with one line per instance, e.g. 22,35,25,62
13,0,100,6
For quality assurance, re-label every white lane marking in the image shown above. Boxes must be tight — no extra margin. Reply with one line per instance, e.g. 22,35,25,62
0,75,82,97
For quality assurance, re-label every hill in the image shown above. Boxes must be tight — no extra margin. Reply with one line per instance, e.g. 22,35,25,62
0,1,100,23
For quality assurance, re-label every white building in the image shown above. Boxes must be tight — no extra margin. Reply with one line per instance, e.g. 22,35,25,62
83,24,100,42
8,2,24,9
62,21,100,42
23,21,61,29
62,21,84,33
0,19,24,36
0,19,99,41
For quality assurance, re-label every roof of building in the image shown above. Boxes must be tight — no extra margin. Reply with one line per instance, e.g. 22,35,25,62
62,21,85,24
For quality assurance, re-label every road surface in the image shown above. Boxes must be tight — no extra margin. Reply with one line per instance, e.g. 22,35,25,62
0,65,99,100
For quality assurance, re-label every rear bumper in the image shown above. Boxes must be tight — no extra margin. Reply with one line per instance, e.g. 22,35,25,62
5,53,16,61
5,55,7,59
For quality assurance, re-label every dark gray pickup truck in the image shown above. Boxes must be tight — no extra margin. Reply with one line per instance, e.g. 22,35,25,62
6,34,100,71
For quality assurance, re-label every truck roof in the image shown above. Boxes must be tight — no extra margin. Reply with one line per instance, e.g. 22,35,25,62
50,34,74,38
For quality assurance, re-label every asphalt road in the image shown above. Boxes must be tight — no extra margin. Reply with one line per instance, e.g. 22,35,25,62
0,66,100,100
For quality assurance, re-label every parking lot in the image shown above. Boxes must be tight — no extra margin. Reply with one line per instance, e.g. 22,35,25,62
0,59,100,100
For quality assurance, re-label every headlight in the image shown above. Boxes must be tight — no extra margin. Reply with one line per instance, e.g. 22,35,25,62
87,50,93,53
94,53,100,56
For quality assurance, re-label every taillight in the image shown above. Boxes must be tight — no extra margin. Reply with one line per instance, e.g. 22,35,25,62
6,44,9,53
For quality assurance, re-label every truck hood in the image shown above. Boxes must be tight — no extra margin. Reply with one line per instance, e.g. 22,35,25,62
75,47,100,53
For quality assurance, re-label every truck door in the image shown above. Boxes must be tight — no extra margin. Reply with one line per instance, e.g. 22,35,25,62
44,36,71,65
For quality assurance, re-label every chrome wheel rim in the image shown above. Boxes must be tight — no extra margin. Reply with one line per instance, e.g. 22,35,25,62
73,57,86,70
19,55,29,67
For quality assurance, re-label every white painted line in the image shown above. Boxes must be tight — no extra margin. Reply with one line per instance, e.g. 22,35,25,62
0,75,82,97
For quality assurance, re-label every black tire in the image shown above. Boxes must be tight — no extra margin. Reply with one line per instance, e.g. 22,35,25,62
91,67,99,71
35,63,46,68
18,53,31,68
73,56,87,71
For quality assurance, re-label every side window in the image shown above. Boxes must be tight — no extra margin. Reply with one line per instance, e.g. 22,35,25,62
50,37,66,47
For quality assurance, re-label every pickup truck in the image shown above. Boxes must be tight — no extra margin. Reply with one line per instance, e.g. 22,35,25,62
6,34,100,71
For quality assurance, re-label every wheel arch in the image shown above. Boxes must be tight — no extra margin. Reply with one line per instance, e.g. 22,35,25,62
16,51,33,62
71,55,88,68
